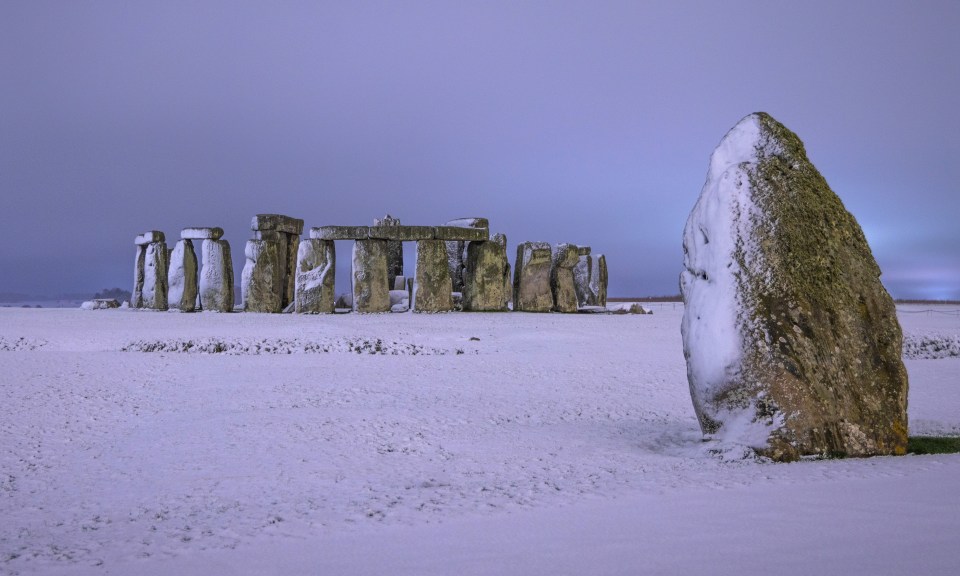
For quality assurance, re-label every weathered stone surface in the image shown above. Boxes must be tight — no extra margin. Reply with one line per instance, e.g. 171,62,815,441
135,230,165,246
253,230,283,241
593,254,608,307
132,245,145,308
573,254,594,307
372,215,405,290
294,239,335,313
413,240,453,312
311,226,370,240
352,239,391,313
199,239,234,312
551,243,579,313
251,214,304,235
577,246,591,256
180,227,223,240
681,112,908,461
368,225,435,241
241,240,281,313
168,239,198,311
141,241,168,310
283,234,299,308
463,239,510,312
513,242,553,312
443,218,490,292
393,275,407,291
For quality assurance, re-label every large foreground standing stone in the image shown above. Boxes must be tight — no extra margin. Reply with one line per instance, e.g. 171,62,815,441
199,239,234,312
168,239,198,311
550,243,579,313
295,239,335,313
241,240,281,313
680,112,908,461
413,240,453,312
592,254,608,307
352,239,391,313
141,240,169,310
513,242,553,312
463,233,510,311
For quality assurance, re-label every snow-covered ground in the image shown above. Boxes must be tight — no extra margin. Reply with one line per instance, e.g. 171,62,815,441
1,304,958,575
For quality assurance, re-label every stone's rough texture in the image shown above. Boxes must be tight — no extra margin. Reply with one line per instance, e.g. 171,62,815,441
132,245,146,308
282,234,299,308
369,226,436,241
436,226,489,242
513,242,554,312
352,240,391,313
393,275,407,291
593,254,608,307
295,239,335,313
413,240,454,312
141,241,169,310
371,215,405,290
311,226,371,240
463,239,510,311
681,112,908,462
577,246,591,256
443,218,490,293
550,243,580,313
573,254,594,307
168,240,198,311
199,239,234,312
241,240,281,313
134,231,165,246
180,227,223,240
251,214,304,235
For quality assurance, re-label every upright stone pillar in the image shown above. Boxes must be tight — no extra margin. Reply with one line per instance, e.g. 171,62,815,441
573,247,595,307
241,239,281,313
463,233,510,311
295,238,336,313
352,239,391,313
247,214,304,312
551,243,579,313
199,239,234,312
133,246,145,308
513,241,553,312
133,231,167,310
373,214,403,290
593,254,608,307
413,239,453,312
444,217,489,293
168,239,198,311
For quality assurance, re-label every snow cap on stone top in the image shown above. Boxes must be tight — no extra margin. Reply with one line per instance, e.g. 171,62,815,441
181,227,223,240
135,231,165,245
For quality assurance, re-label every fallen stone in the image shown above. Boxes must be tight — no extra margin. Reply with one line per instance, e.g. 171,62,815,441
295,239,335,313
134,230,165,246
389,289,409,307
413,239,453,312
311,226,371,240
513,242,553,312
241,239,281,313
352,239,391,313
551,243,579,313
463,239,510,311
81,299,120,310
180,227,224,240
199,239,234,312
680,112,908,461
141,240,168,310
251,214,304,235
168,239,198,312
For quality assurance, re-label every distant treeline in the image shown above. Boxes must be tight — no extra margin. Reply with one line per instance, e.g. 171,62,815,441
895,299,960,305
0,287,131,303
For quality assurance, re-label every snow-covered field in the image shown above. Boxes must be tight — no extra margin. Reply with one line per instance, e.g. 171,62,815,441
1,304,958,575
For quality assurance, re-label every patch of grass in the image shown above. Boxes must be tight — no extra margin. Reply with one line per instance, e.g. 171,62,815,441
907,436,960,455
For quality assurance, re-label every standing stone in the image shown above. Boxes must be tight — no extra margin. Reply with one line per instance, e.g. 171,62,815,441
550,244,579,313
241,240,281,313
444,217,489,292
463,234,510,312
251,214,303,310
373,215,403,290
352,239,391,313
284,234,300,308
513,242,553,312
681,112,908,461
295,239,336,313
132,245,145,308
593,254,608,307
168,239,198,312
413,240,454,312
573,253,594,307
141,240,169,310
199,239,234,312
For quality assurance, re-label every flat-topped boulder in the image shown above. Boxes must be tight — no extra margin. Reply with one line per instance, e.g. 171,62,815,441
681,112,908,461
135,231,165,246
311,226,370,240
180,227,224,240
251,214,304,235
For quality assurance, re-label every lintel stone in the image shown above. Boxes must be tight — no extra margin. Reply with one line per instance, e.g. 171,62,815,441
434,226,489,241
369,225,435,241
577,246,591,256
251,214,304,235
135,231,165,245
181,227,224,240
310,226,371,240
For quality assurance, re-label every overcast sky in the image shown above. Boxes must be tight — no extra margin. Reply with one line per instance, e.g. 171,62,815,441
2,1,958,300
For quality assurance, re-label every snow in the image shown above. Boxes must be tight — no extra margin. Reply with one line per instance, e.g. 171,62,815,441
680,114,764,440
1,303,958,575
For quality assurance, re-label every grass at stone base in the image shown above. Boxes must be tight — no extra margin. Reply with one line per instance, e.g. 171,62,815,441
907,436,960,455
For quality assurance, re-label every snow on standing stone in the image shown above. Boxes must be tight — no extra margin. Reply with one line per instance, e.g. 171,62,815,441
681,112,908,461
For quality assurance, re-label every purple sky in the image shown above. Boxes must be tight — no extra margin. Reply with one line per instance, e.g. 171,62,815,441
2,1,958,299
